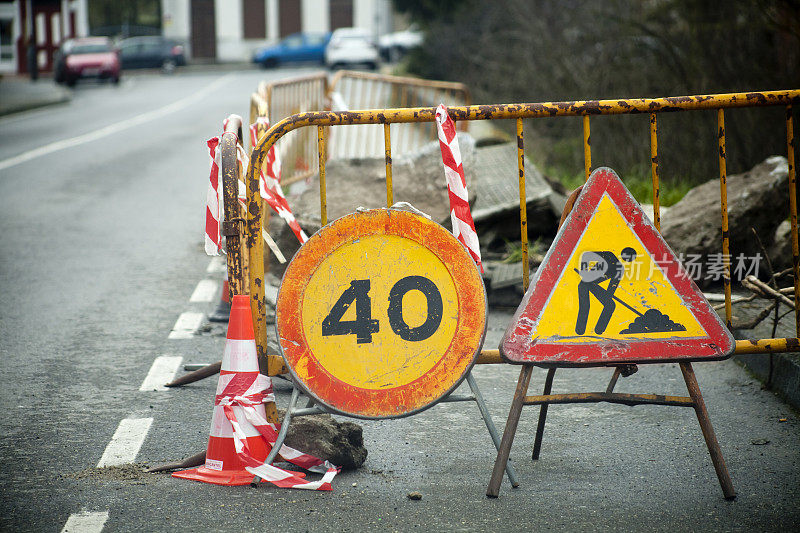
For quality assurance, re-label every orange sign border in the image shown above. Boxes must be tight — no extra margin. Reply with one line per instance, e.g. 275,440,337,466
276,208,487,419
501,167,735,366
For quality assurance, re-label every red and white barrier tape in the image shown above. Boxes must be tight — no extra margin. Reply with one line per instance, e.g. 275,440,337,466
205,135,223,256
205,116,308,257
435,104,483,272
216,372,339,491
249,119,308,244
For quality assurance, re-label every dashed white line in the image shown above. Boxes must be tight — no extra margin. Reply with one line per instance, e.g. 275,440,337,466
168,312,204,339
139,356,183,391
206,256,226,273
97,418,153,468
190,279,218,303
61,511,109,533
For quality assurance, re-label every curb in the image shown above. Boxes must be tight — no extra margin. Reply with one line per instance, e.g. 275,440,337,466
734,351,800,410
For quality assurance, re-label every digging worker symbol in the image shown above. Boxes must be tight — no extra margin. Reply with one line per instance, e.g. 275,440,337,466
574,247,637,335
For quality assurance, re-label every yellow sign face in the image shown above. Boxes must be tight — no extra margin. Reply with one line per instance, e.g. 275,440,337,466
277,209,486,418
301,234,459,389
535,193,707,343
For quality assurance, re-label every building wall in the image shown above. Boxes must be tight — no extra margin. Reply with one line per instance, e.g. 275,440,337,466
0,0,19,74
214,0,244,61
301,0,327,35
161,0,190,52
266,0,277,41
9,0,89,74
112,0,394,64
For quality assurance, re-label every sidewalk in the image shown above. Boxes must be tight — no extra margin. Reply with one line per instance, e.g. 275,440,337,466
0,75,72,116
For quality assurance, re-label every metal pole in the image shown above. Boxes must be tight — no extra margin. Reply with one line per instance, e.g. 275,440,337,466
517,118,530,291
465,372,519,487
487,365,534,497
531,368,556,460
679,362,736,500
717,109,733,329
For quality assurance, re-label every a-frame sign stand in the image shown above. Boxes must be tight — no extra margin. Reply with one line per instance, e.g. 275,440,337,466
487,168,736,499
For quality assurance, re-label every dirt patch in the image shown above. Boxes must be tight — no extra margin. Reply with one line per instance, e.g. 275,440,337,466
70,463,154,482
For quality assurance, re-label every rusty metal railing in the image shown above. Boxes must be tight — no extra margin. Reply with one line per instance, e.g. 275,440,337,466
327,70,470,160
254,70,472,185
258,73,329,186
244,89,800,366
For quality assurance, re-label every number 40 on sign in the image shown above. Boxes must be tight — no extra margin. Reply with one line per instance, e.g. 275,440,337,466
276,209,487,419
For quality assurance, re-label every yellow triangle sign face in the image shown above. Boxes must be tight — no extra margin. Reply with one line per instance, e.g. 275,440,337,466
501,168,734,365
535,193,707,342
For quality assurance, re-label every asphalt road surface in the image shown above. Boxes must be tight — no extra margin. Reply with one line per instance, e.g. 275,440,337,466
0,68,799,532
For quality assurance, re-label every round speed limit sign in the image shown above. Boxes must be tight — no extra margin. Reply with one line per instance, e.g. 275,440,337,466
276,208,487,419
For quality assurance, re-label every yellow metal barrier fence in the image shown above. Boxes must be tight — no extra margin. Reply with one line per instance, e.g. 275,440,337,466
254,70,472,185
259,73,329,185
244,89,800,365
326,70,471,161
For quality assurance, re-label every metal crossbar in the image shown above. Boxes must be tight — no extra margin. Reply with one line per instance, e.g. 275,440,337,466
246,90,800,362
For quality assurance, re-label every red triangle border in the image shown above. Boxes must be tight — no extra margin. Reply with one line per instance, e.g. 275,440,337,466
500,167,735,366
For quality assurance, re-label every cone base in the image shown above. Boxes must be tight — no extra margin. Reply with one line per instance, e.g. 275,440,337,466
172,466,261,486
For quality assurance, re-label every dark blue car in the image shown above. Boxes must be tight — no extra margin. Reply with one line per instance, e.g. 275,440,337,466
252,32,331,68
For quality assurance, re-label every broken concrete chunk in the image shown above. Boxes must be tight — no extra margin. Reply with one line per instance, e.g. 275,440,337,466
268,133,477,276
280,411,368,470
660,156,790,283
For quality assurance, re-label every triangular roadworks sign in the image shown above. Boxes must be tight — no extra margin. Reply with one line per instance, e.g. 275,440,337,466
501,167,735,366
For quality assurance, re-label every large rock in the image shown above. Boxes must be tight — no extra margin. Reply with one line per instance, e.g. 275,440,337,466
660,156,790,279
267,133,477,276
280,411,367,470
767,220,794,272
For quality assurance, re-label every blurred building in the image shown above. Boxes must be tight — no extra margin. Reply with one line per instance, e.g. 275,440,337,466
1,0,88,75
163,0,393,62
0,0,396,75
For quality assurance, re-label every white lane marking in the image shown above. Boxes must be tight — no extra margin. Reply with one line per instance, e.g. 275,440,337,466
207,256,226,273
0,74,234,172
97,418,153,467
61,511,110,533
168,312,204,339
139,356,183,391
190,279,218,303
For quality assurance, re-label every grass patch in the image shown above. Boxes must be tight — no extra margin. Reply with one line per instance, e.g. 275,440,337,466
545,164,694,207
503,238,545,264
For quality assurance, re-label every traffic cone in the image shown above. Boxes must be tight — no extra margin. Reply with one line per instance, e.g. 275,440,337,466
208,273,231,322
173,295,270,486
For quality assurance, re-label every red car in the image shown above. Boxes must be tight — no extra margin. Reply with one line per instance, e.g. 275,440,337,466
54,37,121,86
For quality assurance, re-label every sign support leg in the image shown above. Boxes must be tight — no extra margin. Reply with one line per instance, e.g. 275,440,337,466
465,372,519,487
679,362,736,500
487,365,534,498
531,367,556,460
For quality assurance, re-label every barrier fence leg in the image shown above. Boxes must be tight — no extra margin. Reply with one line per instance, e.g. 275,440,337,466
531,367,556,461
165,361,222,387
487,365,534,498
679,362,736,500
465,372,519,487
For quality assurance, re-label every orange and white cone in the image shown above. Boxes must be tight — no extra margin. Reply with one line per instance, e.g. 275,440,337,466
208,273,231,323
172,294,270,485
172,295,339,489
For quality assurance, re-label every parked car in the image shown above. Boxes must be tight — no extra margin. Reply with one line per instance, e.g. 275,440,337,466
324,28,380,70
54,37,120,86
252,32,331,68
379,24,423,62
117,36,186,72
